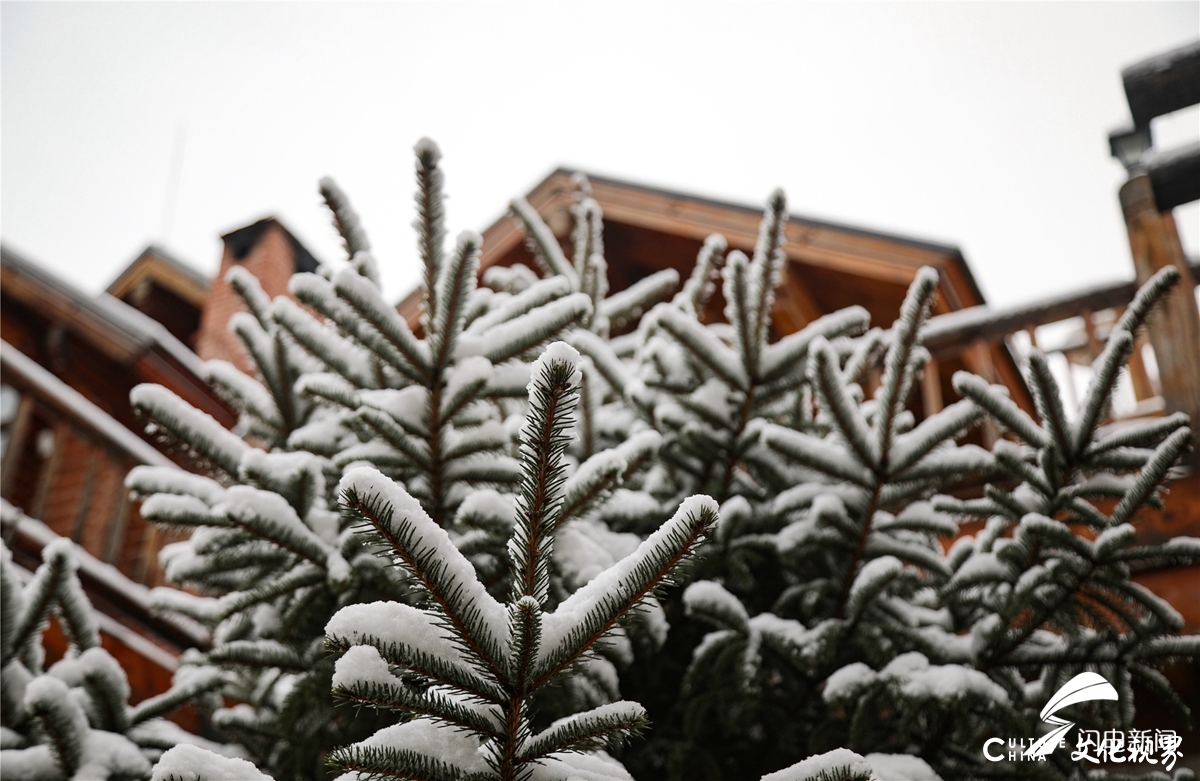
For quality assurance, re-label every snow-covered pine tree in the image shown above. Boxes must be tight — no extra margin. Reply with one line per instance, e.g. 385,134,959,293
287,149,683,719
676,266,1199,781
324,341,718,781
124,184,401,778
899,264,1200,780
635,256,991,778
128,143,681,779
0,538,228,781
277,141,599,572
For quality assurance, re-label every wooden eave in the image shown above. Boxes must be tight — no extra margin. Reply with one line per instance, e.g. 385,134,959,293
106,246,210,309
0,247,233,426
396,168,1034,414
478,169,986,302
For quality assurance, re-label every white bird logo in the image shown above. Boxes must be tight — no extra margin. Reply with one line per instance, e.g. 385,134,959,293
1024,672,1119,759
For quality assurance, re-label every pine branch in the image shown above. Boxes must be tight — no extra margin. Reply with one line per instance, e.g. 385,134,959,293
749,189,789,363
533,496,717,688
724,250,757,378
511,344,581,604
466,277,572,337
332,270,432,382
510,197,579,287
414,138,447,336
1,544,24,665
1025,350,1072,458
272,298,377,389
457,294,592,365
598,269,679,330
874,267,939,462
24,676,87,776
339,468,510,685
430,232,482,371
673,234,727,316
809,338,878,471
951,373,1050,448
320,175,372,260
1110,428,1191,526
128,668,223,726
1115,265,1180,335
519,701,649,761
1072,331,1133,456
132,384,249,478
651,306,748,390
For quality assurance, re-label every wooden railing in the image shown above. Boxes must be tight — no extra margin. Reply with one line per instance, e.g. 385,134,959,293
0,341,182,586
920,258,1200,430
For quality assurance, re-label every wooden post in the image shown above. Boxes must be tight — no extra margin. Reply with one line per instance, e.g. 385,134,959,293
966,339,1000,448
1126,333,1156,401
0,395,35,498
920,357,943,417
1120,173,1200,462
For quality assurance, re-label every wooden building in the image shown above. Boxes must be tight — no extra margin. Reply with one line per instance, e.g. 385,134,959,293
0,218,318,703
2,42,1197,705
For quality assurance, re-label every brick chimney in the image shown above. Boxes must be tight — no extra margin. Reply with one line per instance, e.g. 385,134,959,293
194,218,320,375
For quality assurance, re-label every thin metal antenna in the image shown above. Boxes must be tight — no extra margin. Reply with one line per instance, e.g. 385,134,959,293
160,122,187,244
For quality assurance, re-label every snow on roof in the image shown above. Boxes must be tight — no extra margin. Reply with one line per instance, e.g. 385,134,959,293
0,245,207,378
105,244,211,303
0,340,177,469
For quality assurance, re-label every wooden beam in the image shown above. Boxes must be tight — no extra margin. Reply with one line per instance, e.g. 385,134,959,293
1120,172,1200,460
919,258,1200,356
1146,142,1200,212
1122,40,1200,128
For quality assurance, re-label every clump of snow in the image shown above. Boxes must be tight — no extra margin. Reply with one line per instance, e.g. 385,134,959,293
76,731,152,780
338,468,508,643
218,485,331,561
326,601,461,662
354,719,488,773
530,341,583,392
446,356,494,399
761,748,874,781
455,489,515,529
824,662,877,703
526,749,634,781
359,386,430,435
0,744,59,780
413,136,441,163
556,519,640,588
332,646,395,690
456,295,591,361
126,466,225,505
131,384,248,468
151,743,273,781
637,597,669,649
683,580,749,628
864,753,943,781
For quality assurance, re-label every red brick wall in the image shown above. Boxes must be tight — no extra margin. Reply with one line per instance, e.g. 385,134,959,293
194,223,299,376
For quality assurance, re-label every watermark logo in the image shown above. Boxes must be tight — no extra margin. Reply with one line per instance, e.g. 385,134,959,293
1025,672,1116,759
982,672,1184,771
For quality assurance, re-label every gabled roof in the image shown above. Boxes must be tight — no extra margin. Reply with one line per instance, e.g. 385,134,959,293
396,167,1033,415
400,168,988,324
0,245,232,427
2,245,207,378
477,169,988,325
106,244,210,309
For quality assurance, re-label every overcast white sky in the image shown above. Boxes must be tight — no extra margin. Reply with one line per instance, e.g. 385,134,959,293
2,2,1197,309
